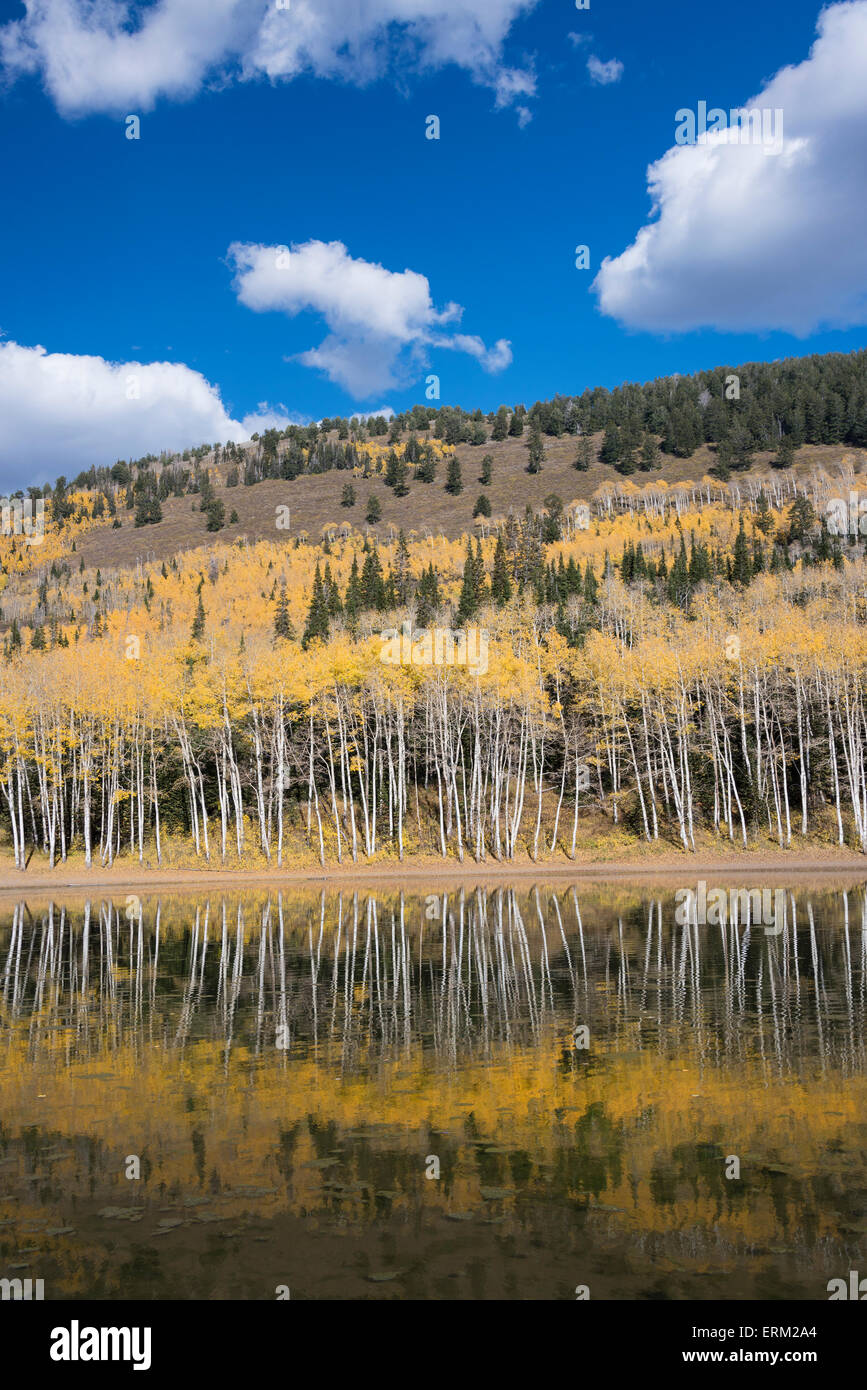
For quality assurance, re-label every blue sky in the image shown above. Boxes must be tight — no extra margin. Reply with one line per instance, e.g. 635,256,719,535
0,0,865,487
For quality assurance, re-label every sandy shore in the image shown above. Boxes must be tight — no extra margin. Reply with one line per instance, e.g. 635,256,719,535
0,847,866,897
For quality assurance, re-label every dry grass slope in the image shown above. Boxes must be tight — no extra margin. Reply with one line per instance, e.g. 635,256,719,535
71,431,867,573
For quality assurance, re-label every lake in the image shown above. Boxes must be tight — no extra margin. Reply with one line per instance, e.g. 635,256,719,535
1,881,865,1300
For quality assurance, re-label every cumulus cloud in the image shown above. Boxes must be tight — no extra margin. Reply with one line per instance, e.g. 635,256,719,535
0,340,249,488
0,0,537,118
433,332,514,372
491,63,536,110
229,238,512,397
240,403,307,435
586,54,623,85
355,406,395,422
293,337,414,399
593,0,867,334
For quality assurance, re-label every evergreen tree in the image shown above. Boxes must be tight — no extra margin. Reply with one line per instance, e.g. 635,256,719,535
323,562,343,616
273,583,294,640
667,534,691,608
526,421,544,473
385,450,409,495
341,483,356,508
445,455,463,495
393,456,410,496
663,406,700,458
621,540,635,584
773,434,796,470
191,593,206,641
574,434,594,470
344,554,363,624
711,453,732,483
361,548,387,610
415,451,437,483
415,563,441,626
732,515,753,584
473,538,488,605
752,536,765,574
491,534,512,605
134,493,162,527
599,424,621,466
541,493,564,542
688,535,711,586
787,495,816,544
639,433,659,470
393,531,412,605
205,498,225,531
302,564,330,647
727,423,755,472
197,468,215,510
755,491,775,536
491,407,509,441
457,540,479,621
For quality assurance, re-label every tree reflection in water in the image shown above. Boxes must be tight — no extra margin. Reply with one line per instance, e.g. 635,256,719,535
1,883,865,1299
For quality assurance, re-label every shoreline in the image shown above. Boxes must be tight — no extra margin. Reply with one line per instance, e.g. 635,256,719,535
1,847,866,897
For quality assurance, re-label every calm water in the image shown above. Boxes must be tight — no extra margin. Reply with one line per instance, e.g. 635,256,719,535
1,882,866,1300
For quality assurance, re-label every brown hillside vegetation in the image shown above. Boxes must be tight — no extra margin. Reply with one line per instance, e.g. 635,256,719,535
3,348,867,874
3,473,867,871
70,434,867,573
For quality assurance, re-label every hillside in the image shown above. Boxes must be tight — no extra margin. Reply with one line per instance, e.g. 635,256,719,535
3,344,862,576
1,346,867,876
70,434,867,575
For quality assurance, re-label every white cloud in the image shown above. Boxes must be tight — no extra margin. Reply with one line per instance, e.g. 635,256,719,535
355,406,395,421
293,336,413,399
229,238,512,397
586,54,623,85
0,340,249,487
230,238,455,342
0,0,538,118
593,0,867,335
491,63,536,110
240,403,307,434
433,332,513,372
0,0,249,117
